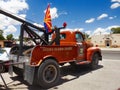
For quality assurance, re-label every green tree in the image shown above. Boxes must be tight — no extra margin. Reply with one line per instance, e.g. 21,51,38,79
83,33,90,39
0,30,5,40
6,34,13,40
0,30,3,35
0,34,5,40
111,27,120,34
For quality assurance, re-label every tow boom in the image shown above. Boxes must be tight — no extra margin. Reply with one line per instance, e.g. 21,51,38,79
0,9,45,32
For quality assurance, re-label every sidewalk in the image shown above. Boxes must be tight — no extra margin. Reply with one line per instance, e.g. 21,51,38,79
100,47,120,51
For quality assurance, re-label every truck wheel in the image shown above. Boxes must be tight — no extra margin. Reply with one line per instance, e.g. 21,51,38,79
0,63,5,73
37,59,60,88
89,53,99,69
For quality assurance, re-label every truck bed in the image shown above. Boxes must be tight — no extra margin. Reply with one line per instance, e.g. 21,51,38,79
30,45,78,66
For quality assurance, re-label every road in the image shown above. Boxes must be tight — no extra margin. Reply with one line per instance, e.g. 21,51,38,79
102,50,120,60
0,50,120,90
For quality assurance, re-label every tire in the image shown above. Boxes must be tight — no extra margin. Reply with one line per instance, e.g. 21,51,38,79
89,53,99,69
37,59,60,88
0,63,5,73
10,45,33,55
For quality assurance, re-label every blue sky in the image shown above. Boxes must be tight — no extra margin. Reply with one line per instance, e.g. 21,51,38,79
0,0,120,38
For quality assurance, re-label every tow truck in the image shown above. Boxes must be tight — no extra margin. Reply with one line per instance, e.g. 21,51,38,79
0,9,102,88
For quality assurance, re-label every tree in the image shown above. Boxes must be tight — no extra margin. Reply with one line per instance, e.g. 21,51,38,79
83,33,90,39
0,30,5,40
6,34,13,40
111,27,120,34
0,34,5,40
0,30,3,35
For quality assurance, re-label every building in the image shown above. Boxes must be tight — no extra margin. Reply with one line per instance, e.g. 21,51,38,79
91,34,120,47
0,40,13,47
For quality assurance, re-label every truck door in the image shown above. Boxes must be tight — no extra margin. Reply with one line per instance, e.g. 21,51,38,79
75,33,85,60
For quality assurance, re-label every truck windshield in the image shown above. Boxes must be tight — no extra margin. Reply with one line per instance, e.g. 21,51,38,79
75,33,83,42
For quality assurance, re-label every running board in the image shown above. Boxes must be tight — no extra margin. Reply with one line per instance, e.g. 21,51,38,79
76,60,90,65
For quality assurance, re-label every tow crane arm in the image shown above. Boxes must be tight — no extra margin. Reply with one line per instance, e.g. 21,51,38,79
0,9,66,55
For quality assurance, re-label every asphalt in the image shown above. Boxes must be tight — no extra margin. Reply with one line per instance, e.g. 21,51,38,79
1,59,120,90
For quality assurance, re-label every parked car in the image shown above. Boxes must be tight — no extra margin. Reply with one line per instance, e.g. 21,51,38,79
0,47,11,72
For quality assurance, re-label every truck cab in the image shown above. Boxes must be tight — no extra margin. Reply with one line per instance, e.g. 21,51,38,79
59,30,87,61
51,30,102,65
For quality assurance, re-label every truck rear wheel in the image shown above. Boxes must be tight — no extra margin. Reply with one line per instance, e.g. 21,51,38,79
37,59,60,88
0,62,5,73
89,53,99,69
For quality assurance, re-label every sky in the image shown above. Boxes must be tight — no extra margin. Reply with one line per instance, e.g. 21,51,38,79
0,0,120,38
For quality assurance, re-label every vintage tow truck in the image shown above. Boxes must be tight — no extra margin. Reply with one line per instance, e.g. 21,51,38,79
0,9,102,88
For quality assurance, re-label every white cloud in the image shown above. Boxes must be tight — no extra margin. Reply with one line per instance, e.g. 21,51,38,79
3,25,17,37
19,14,27,20
61,28,84,32
4,25,17,33
106,25,120,31
50,7,58,19
109,17,114,19
109,16,117,19
0,0,28,37
85,30,91,35
61,28,73,31
44,7,67,20
44,7,58,19
111,0,120,9
0,0,28,14
97,14,108,20
111,0,120,3
34,23,44,28
110,2,120,9
59,11,68,15
74,28,84,31
85,18,95,23
93,27,106,35
93,25,120,35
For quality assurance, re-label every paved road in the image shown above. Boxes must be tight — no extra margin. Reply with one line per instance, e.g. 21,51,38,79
102,50,120,60
0,50,120,90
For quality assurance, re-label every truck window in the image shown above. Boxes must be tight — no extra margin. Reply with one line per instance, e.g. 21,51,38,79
75,33,83,42
60,34,66,39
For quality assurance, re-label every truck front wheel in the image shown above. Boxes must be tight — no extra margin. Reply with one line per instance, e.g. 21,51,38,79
89,53,99,69
37,59,60,88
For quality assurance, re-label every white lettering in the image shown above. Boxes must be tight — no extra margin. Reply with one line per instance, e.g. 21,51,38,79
42,47,73,51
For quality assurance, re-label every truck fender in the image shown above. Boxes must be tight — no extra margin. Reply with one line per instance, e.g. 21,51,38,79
36,55,58,66
86,47,102,62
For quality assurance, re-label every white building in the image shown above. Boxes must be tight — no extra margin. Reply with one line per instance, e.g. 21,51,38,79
91,34,120,47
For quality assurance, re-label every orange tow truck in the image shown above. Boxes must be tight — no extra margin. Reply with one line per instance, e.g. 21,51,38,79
0,9,102,89
28,30,102,88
